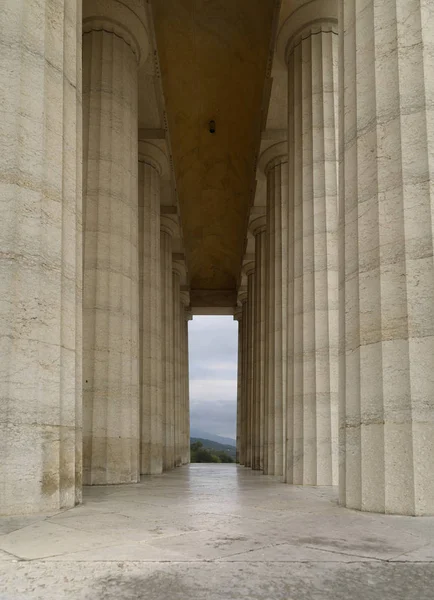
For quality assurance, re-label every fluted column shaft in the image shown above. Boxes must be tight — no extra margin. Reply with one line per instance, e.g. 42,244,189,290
172,270,182,467
182,312,192,464
252,221,267,471
180,299,191,464
234,309,243,463
160,226,174,471
240,293,249,466
286,21,339,486
178,307,185,466
0,0,82,515
239,298,249,466
339,0,434,515
265,159,288,476
138,159,162,475
245,267,256,468
82,13,141,484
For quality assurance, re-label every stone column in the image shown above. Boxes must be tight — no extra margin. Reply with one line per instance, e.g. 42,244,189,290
281,3,339,486
244,263,256,469
172,264,182,467
251,217,267,471
0,0,82,515
238,294,248,466
180,293,191,465
138,144,167,475
339,0,434,515
261,146,288,477
234,307,243,463
82,0,148,485
160,216,176,471
182,310,193,465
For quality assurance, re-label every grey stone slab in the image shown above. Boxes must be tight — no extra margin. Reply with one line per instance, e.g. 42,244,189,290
0,521,120,560
1,561,434,600
0,549,19,561
1,465,434,598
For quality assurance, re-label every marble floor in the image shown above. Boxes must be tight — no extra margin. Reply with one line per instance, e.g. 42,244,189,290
1,464,434,599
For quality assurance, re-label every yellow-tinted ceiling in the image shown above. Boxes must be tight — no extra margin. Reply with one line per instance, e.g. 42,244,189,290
152,0,277,303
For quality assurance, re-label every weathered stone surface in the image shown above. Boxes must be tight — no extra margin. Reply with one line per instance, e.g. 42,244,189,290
82,6,141,485
139,156,163,475
339,0,434,515
0,0,82,515
284,10,339,487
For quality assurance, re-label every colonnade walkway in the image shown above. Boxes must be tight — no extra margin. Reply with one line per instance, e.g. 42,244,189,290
0,464,434,599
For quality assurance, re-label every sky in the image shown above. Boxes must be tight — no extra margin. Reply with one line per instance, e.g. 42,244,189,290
188,315,238,441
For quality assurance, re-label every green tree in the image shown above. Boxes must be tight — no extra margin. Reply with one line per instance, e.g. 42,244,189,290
215,451,234,463
190,441,203,453
190,441,221,463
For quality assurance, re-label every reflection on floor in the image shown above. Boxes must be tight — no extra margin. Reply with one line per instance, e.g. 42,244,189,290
1,464,434,599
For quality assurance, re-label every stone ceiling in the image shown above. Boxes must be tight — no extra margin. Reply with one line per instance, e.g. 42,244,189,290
151,0,279,308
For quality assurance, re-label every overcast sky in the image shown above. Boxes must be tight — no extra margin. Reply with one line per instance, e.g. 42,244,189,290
188,316,238,440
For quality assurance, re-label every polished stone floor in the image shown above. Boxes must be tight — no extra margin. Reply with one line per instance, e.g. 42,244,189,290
1,464,434,599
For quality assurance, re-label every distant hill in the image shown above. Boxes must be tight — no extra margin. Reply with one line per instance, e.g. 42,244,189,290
190,437,236,459
189,428,236,447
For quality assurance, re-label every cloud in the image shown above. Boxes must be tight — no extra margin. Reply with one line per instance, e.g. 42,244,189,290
190,379,237,404
188,316,238,439
190,399,237,441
